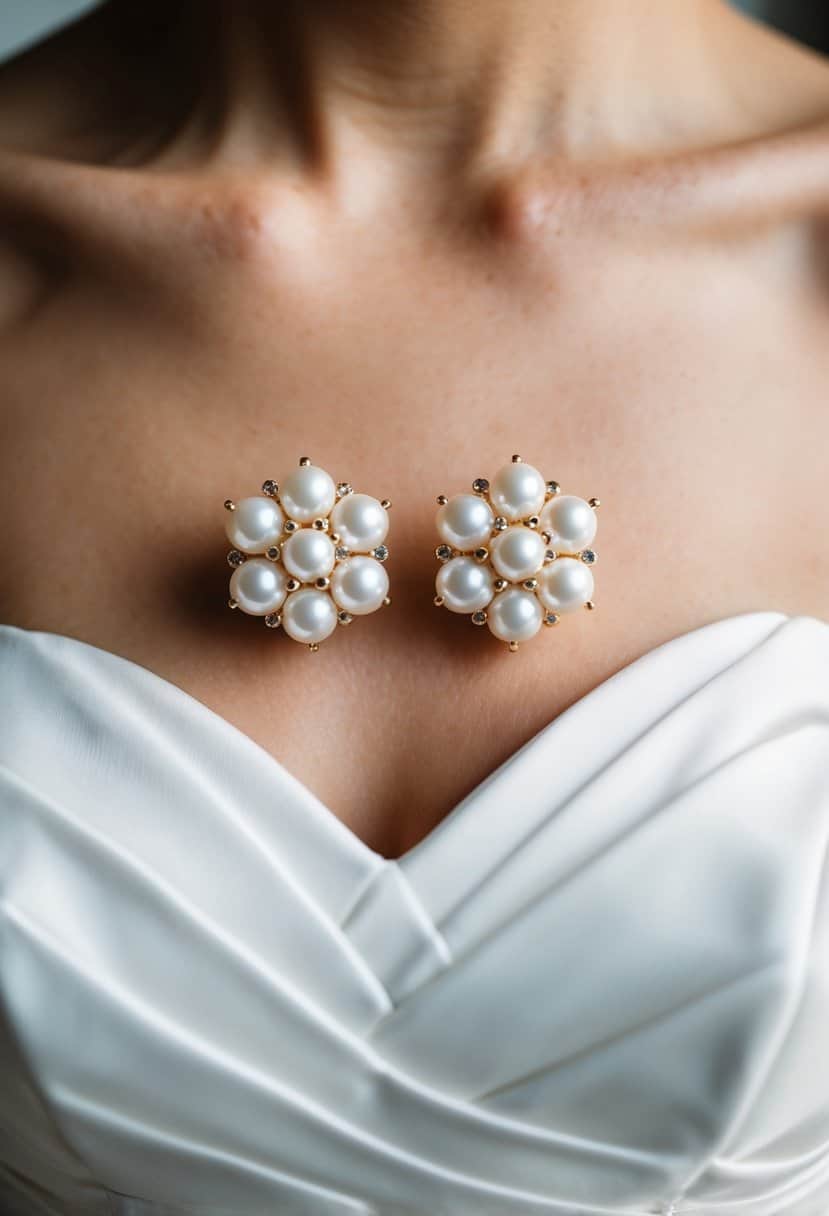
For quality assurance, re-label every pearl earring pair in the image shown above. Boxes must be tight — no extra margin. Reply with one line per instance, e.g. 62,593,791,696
223,455,599,652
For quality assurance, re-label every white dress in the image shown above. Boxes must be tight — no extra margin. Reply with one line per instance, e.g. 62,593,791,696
0,610,827,1216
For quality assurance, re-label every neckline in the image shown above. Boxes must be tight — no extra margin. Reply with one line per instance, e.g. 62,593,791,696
0,610,813,868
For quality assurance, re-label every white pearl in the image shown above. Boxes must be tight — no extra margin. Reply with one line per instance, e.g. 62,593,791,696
487,587,543,643
229,558,288,615
537,556,594,613
330,556,389,615
279,465,337,523
282,529,335,582
436,494,495,550
539,494,597,552
281,588,338,643
490,525,546,582
490,461,547,521
435,556,494,613
225,497,284,554
330,493,389,552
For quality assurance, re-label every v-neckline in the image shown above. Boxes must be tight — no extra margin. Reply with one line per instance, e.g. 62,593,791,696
0,610,804,869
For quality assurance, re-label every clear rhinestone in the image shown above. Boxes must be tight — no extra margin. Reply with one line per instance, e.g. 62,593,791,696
261,480,279,497
336,482,353,498
473,546,488,562
312,517,329,531
335,545,350,560
544,612,559,627
286,578,300,591
435,544,453,562
472,477,490,495
580,549,596,564
265,545,281,561
494,578,508,591
226,549,246,568
471,610,487,625
526,516,540,528
284,519,298,533
494,516,508,531
544,549,557,563
546,480,561,496
523,578,538,590
265,613,282,628
337,610,353,625
373,544,389,562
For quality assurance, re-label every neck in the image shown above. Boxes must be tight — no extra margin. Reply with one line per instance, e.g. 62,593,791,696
123,0,741,174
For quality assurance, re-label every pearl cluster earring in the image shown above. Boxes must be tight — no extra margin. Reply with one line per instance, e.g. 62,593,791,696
433,455,600,651
224,458,392,651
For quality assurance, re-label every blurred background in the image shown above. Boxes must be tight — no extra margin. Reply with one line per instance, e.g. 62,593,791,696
0,0,828,62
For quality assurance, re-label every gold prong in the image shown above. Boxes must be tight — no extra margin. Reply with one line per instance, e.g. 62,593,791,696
434,594,445,607
508,640,520,651
224,499,236,511
511,454,523,463
383,596,392,606
588,497,601,509
308,642,320,652
381,499,392,510
330,532,340,543
585,600,596,610
436,494,448,506
228,597,238,609
299,456,312,467
526,515,539,528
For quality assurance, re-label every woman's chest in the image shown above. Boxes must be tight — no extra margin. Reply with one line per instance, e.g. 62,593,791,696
2,187,827,856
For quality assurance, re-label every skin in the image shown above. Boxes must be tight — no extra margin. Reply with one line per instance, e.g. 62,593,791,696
0,0,828,860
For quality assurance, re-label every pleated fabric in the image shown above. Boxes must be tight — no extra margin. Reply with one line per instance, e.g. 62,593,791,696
0,611,827,1216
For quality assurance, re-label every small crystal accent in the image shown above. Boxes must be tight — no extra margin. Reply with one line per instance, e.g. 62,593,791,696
435,544,453,561
335,545,350,560
526,516,540,528
337,610,353,625
284,519,298,533
471,610,487,625
494,516,508,531
286,578,300,591
373,544,389,561
261,480,279,497
523,578,538,590
226,549,245,567
546,480,561,496
474,546,488,562
544,612,559,627
312,517,329,531
494,578,508,591
580,549,596,564
336,482,353,497
544,549,557,563
472,478,490,495
265,545,281,561
315,576,330,589
265,613,282,628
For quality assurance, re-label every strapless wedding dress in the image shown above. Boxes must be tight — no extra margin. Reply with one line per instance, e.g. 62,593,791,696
1,610,827,1216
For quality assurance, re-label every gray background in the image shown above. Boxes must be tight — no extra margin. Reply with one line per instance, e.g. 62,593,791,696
0,1,828,62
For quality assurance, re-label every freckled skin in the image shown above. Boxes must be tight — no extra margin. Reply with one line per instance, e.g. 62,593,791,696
1,2,829,858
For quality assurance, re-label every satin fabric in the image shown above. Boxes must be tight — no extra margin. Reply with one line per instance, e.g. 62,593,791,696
0,611,828,1216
